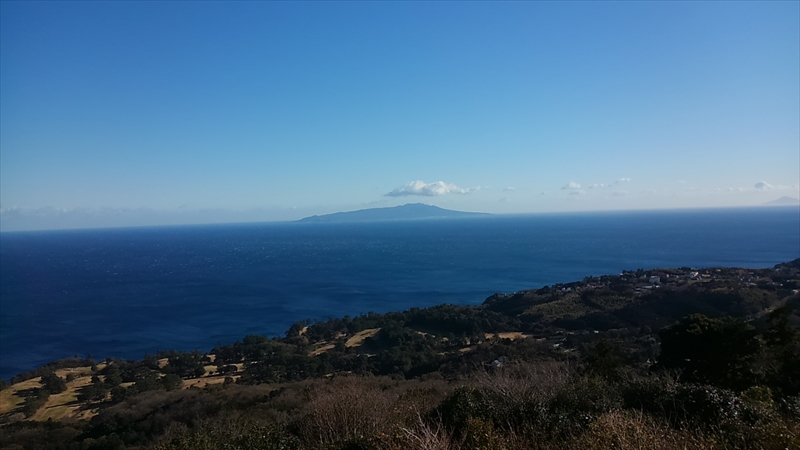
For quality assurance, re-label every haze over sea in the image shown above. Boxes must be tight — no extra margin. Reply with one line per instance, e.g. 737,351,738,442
1,207,799,380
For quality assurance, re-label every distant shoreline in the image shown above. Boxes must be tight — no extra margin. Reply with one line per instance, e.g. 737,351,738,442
2,203,798,233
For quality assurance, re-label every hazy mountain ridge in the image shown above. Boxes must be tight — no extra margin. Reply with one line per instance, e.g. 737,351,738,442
298,203,492,223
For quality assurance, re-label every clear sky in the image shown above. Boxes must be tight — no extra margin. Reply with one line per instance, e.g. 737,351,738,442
1,1,798,230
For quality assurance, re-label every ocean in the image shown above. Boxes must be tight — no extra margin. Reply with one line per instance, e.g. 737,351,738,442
1,207,798,380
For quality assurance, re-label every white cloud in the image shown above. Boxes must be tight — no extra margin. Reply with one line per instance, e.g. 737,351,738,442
754,181,774,190
573,178,629,189
503,186,516,192
752,182,798,192
612,191,628,196
568,190,586,195
385,180,474,197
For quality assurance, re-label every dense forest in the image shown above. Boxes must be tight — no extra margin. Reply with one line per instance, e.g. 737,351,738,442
1,260,799,449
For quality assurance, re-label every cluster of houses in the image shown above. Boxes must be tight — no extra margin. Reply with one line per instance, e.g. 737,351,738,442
565,265,791,295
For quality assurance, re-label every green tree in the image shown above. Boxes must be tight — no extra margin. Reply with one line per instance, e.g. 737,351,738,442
21,390,49,417
657,314,762,390
40,371,67,394
764,307,800,396
161,373,183,391
103,366,123,387
584,340,624,380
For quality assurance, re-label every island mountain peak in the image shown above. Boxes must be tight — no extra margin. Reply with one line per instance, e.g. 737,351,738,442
298,203,490,223
763,196,800,206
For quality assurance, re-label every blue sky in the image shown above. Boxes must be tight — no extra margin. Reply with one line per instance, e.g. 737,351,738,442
1,1,798,230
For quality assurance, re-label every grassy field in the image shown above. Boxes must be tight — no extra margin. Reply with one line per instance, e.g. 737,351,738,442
308,328,382,356
309,343,335,356
1,364,106,422
345,328,380,347
0,361,174,422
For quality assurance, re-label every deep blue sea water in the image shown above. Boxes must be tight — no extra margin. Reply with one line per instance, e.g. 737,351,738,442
1,207,799,380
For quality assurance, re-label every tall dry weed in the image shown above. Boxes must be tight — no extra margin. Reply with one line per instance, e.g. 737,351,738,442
297,376,410,447
571,410,717,450
470,361,570,405
401,414,459,450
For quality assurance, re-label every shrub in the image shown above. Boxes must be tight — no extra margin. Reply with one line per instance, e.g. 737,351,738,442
295,377,407,449
40,371,67,394
21,389,50,418
571,411,713,450
657,315,762,390
548,376,622,433
460,417,509,450
401,415,458,450
152,417,301,450
438,387,498,432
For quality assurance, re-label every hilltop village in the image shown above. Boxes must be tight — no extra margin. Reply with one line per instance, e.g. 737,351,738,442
1,260,799,449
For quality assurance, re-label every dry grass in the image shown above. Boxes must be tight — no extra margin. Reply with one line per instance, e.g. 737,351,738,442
306,328,381,356
471,361,570,405
402,414,458,450
298,377,401,446
183,375,240,389
570,411,716,450
485,332,532,340
297,376,452,448
308,343,335,356
0,377,40,413
346,328,380,347
31,372,95,422
0,367,101,422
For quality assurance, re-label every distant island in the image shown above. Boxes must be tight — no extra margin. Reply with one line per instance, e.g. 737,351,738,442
298,203,492,223
764,196,800,206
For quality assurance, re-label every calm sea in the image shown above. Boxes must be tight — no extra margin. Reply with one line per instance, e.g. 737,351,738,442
1,207,798,380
